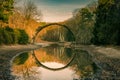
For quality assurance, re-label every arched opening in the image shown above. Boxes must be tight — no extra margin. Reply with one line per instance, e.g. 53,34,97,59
33,23,75,43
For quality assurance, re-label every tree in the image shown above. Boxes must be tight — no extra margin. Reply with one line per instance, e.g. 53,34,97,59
0,27,4,44
92,0,120,45
18,30,29,44
17,0,42,21
64,1,97,44
13,29,21,44
0,26,29,45
67,8,94,44
0,0,14,23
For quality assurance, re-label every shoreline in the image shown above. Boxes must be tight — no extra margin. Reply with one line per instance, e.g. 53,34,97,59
0,44,40,51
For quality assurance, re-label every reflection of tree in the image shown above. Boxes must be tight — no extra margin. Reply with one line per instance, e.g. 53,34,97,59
34,45,74,64
34,46,98,78
11,51,41,80
13,52,29,65
70,50,98,78
34,46,99,78
11,46,99,79
32,50,76,71
13,66,40,80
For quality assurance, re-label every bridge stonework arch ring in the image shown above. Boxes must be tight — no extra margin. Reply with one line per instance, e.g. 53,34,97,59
32,23,76,43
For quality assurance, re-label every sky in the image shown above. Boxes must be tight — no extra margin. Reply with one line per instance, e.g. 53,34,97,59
18,0,97,22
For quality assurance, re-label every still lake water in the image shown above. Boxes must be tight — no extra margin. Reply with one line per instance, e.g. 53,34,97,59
10,44,98,80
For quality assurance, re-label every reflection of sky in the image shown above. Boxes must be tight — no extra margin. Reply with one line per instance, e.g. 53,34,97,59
17,0,97,22
39,62,78,80
42,62,64,68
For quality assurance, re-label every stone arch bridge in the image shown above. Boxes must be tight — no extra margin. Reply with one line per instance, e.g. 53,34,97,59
32,23,75,43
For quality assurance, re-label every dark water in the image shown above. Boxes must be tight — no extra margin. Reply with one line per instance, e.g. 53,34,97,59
11,44,98,80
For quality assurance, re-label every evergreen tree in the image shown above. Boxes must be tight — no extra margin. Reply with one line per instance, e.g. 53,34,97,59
92,0,120,45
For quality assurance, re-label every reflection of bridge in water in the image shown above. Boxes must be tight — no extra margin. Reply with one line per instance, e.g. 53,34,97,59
31,23,77,71
32,23,76,43
32,50,76,71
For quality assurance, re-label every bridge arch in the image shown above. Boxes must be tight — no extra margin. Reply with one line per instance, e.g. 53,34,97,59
33,23,75,43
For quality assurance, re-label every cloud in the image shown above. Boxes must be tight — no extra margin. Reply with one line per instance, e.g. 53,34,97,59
17,0,97,22
36,0,91,5
36,0,88,22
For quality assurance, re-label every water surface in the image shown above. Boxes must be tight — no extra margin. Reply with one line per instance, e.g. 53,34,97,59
11,44,98,80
